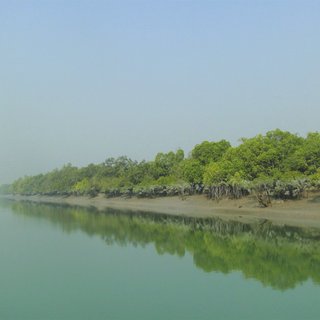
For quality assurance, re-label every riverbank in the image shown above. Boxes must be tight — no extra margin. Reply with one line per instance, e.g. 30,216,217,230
3,192,320,229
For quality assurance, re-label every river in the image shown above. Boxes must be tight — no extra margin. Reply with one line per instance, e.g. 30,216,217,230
0,199,320,320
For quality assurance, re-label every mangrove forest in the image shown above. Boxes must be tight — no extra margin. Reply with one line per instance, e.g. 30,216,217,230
4,129,320,205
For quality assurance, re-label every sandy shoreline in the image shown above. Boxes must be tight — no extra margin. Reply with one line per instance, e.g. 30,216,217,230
2,192,320,229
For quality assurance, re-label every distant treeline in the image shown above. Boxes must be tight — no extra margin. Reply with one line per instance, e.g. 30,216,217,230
6,129,320,204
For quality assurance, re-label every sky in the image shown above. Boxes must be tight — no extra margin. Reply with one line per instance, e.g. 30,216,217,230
0,0,319,183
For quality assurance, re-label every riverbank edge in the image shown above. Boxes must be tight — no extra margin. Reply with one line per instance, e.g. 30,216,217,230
2,192,320,230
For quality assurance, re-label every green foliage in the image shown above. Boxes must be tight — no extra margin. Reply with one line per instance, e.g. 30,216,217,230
310,168,320,181
203,160,241,185
289,132,320,174
151,149,184,179
72,178,91,195
191,140,231,165
222,129,304,180
179,159,204,184
8,129,320,200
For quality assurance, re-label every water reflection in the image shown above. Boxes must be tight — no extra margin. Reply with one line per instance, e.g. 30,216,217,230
2,200,320,291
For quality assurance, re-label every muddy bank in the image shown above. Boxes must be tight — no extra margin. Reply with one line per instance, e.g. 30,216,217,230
2,192,320,229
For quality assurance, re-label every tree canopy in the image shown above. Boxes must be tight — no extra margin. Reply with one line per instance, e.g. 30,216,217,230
6,129,320,201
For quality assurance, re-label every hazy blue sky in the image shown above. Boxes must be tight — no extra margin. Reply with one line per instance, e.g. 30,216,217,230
0,0,319,183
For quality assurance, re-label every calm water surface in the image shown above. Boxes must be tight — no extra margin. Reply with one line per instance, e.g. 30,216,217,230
0,200,320,320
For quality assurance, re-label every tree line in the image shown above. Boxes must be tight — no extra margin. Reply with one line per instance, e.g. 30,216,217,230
6,129,320,204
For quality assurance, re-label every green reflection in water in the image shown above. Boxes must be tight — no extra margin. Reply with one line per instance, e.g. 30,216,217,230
3,200,320,291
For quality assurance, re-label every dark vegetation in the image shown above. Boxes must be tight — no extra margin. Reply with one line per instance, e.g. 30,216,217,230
5,200,320,290
6,129,320,205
